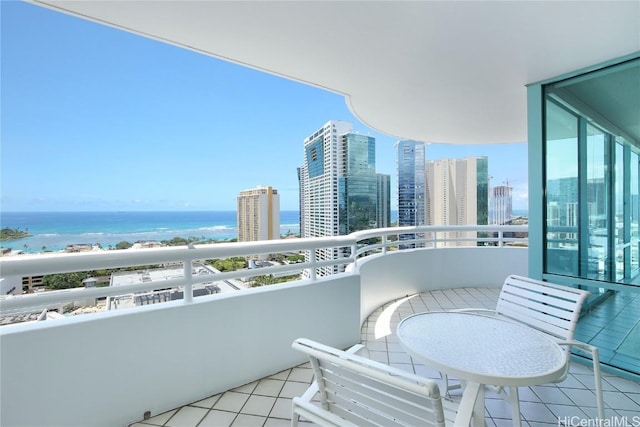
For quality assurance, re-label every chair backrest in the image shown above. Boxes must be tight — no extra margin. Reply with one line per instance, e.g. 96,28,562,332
496,275,591,341
292,338,447,427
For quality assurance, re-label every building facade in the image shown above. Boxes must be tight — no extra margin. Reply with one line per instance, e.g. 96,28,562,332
396,140,426,227
237,186,280,252
376,173,391,228
425,156,489,246
338,133,378,235
396,141,426,247
300,121,380,276
489,185,513,225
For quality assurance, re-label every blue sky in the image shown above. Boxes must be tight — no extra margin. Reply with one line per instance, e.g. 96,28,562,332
1,1,528,212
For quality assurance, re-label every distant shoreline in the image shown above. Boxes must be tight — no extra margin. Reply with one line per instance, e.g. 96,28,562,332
0,227,32,242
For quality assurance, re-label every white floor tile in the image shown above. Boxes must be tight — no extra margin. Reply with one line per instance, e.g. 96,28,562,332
240,395,276,417
198,410,236,427
269,397,293,419
213,391,250,413
165,406,208,427
279,381,311,399
254,378,285,397
232,381,258,394
191,395,221,409
231,413,266,426
519,401,558,424
287,367,313,383
602,390,640,411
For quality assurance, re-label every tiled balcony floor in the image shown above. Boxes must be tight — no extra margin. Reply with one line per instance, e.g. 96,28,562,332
130,288,640,427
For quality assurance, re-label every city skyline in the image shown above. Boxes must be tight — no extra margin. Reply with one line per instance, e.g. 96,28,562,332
1,1,529,213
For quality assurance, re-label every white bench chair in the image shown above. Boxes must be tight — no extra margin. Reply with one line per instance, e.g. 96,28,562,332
291,338,475,427
449,274,604,425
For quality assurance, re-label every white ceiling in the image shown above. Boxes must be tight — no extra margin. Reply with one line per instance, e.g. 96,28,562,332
29,1,640,144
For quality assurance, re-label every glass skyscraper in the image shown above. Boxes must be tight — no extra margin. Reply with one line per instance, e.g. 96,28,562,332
300,121,384,276
489,185,513,225
396,140,426,228
338,133,378,235
396,140,426,248
376,174,391,228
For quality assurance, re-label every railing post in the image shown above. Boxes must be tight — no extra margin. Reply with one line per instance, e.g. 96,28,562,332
382,235,387,254
309,250,317,281
498,230,504,248
351,243,358,267
183,259,193,303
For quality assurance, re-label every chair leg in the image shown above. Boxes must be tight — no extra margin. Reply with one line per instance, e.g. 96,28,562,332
442,372,462,397
591,347,605,422
571,341,605,422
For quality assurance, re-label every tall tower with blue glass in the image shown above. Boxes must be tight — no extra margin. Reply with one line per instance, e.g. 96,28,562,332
396,140,426,247
338,133,378,235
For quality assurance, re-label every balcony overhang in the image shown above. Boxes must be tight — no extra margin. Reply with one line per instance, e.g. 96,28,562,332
27,1,639,144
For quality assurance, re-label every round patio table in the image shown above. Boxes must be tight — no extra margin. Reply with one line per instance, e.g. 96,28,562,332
397,311,567,426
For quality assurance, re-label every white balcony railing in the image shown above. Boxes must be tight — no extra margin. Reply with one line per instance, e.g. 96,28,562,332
0,225,527,315
0,225,528,427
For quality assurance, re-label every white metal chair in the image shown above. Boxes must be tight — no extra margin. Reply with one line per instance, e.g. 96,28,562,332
291,338,475,427
447,274,604,425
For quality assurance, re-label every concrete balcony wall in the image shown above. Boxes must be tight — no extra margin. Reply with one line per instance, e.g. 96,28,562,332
0,275,360,427
357,247,529,323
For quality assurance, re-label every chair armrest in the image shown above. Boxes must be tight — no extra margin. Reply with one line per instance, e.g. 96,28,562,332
345,343,370,358
556,339,597,354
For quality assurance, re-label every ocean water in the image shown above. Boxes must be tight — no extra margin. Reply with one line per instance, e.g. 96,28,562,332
0,211,301,253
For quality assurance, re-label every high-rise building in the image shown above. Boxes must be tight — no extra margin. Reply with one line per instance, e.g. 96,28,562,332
489,185,513,225
376,174,391,228
339,133,378,235
237,186,280,254
396,141,426,227
425,156,489,246
300,120,379,276
396,141,426,247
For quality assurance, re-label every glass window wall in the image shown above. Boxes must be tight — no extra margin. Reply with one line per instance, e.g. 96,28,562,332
541,57,640,378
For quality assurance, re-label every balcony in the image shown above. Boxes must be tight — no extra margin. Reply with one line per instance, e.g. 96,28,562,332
130,288,640,427
1,226,638,427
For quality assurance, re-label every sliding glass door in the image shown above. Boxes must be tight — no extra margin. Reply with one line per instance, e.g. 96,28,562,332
541,57,640,378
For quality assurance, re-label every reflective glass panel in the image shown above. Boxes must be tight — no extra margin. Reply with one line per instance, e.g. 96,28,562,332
631,150,639,275
585,124,609,280
545,100,579,275
616,142,624,281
